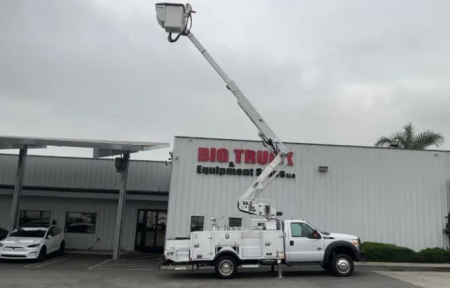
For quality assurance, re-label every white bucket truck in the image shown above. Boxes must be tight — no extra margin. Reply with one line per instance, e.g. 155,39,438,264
155,3,364,279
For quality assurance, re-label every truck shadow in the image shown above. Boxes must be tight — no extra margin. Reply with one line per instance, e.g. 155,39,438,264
162,269,364,280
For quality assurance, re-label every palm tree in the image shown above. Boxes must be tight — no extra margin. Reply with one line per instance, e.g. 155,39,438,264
374,123,444,149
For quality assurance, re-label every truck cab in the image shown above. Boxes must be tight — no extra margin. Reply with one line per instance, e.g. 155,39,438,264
284,219,363,276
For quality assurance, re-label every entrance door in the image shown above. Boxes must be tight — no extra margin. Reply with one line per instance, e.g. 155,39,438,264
135,210,167,252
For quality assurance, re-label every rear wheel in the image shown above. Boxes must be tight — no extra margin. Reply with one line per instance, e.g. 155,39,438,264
331,254,354,277
215,256,238,279
58,241,65,256
37,246,46,262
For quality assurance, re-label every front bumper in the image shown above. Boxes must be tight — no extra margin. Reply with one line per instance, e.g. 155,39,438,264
356,251,365,262
0,248,40,260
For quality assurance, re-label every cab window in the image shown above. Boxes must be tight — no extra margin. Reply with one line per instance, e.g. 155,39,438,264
290,222,315,238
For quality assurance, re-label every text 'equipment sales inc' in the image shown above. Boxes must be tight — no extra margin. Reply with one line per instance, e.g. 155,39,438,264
196,147,296,179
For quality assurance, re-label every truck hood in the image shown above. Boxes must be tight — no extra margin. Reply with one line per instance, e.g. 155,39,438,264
324,232,358,240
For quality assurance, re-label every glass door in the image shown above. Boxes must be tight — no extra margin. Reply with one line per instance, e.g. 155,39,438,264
135,210,167,252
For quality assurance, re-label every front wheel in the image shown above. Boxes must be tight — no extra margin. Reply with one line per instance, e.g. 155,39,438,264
37,246,47,262
215,256,238,279
331,254,354,277
58,241,65,256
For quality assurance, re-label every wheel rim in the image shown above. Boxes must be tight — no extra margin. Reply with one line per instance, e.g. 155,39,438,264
336,258,350,274
219,260,234,276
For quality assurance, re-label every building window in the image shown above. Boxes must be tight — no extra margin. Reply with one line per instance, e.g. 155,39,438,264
19,210,51,227
229,217,242,227
190,216,204,232
65,212,97,234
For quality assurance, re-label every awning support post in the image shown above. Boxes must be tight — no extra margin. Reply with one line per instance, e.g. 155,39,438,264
9,147,28,232
113,153,130,261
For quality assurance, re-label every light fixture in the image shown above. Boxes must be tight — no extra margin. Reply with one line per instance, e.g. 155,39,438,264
318,166,328,173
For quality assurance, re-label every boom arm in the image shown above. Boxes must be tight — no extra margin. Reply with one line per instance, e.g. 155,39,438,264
156,3,289,219
188,33,289,218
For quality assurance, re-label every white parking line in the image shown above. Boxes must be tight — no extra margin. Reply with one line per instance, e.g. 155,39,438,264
87,258,111,270
24,255,76,268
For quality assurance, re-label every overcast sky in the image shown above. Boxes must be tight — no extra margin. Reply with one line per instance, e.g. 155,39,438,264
1,0,449,161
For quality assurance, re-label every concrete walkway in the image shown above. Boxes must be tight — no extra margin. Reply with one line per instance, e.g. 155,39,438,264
358,262,450,268
376,271,450,288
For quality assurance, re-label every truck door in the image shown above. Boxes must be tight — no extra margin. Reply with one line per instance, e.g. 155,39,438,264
286,222,325,263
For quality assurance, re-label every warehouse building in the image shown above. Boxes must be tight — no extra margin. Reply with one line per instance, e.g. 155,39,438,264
167,136,450,251
0,154,170,252
1,136,450,252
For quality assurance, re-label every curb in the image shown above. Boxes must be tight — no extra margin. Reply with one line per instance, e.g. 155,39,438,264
357,262,450,268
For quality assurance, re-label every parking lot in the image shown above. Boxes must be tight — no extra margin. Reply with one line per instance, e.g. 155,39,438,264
1,253,450,288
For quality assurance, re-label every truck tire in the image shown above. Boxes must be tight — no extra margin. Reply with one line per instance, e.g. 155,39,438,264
215,255,238,279
331,254,354,277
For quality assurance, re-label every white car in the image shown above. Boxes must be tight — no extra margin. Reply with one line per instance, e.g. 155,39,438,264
0,224,65,261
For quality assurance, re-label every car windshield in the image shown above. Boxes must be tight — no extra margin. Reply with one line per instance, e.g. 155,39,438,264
9,229,46,238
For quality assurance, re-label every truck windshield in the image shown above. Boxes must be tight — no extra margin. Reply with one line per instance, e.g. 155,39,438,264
9,229,46,238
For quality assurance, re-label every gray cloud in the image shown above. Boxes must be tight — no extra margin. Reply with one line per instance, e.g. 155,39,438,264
1,0,449,160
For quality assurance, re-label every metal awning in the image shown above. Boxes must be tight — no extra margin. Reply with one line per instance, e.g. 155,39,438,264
0,135,169,157
1,135,170,261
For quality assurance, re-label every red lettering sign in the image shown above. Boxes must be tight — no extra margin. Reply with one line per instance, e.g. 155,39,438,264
217,148,228,163
233,149,244,163
244,150,256,164
198,147,209,162
198,147,294,166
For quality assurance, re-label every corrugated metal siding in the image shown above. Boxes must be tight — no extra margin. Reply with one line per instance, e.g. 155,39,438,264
167,137,450,251
0,154,171,192
0,195,167,250
0,154,171,251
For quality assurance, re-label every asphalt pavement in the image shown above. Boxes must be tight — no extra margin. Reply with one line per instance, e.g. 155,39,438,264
0,254,448,288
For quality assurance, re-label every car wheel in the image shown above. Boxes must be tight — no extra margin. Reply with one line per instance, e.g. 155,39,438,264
215,256,238,279
37,246,47,262
331,254,354,277
58,241,65,256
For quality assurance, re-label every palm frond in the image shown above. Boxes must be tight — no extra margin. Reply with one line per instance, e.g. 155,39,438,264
412,130,444,149
374,123,444,150
374,136,394,147
403,123,414,148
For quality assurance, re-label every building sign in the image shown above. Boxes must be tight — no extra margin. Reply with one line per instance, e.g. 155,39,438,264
196,147,296,179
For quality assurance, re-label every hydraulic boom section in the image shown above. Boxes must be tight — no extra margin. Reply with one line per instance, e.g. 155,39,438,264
156,3,289,219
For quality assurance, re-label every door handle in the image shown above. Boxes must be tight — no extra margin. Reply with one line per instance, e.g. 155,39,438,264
317,247,323,251
290,240,294,246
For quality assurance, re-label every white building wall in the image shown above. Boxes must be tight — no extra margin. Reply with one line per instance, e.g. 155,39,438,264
0,154,171,251
167,136,450,251
0,194,167,251
0,154,171,192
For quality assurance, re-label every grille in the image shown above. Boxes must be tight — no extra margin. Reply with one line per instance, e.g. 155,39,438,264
1,254,26,258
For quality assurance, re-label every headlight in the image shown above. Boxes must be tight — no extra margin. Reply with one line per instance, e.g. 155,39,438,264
351,239,359,248
27,243,41,248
